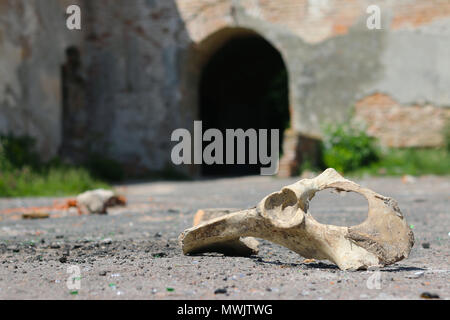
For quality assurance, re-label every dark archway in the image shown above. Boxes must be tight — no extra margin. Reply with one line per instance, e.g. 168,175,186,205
199,34,289,176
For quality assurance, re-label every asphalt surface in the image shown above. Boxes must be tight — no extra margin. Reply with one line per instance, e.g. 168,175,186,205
0,175,448,299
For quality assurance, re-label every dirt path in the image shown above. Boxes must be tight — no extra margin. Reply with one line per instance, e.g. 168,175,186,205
0,175,449,299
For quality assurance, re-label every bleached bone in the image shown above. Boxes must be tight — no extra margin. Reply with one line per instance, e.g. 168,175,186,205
179,168,414,270
192,208,259,256
76,189,125,214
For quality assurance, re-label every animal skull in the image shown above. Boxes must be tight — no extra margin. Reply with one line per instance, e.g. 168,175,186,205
179,168,414,270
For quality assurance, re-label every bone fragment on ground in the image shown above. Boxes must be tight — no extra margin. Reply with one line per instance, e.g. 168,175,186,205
76,189,126,214
179,168,414,270
192,208,259,256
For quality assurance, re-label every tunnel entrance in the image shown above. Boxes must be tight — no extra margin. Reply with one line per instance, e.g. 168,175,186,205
199,35,289,177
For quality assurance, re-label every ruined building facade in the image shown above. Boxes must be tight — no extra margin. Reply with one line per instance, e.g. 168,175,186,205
1,0,449,177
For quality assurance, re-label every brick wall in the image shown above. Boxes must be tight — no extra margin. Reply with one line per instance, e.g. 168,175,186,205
355,93,450,148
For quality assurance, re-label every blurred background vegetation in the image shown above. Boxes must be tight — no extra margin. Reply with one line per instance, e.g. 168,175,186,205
0,134,190,197
1,119,449,197
0,134,111,197
313,120,450,177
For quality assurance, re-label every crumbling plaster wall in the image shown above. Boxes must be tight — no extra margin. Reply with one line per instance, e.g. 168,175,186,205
1,0,449,175
79,0,195,174
0,0,84,159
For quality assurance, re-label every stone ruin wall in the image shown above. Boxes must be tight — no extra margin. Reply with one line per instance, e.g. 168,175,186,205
0,0,449,176
0,0,84,160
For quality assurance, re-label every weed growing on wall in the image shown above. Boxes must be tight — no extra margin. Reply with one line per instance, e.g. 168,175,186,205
321,122,379,173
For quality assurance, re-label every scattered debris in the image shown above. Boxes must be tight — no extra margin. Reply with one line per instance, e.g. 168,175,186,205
179,168,414,271
1,190,126,219
214,288,227,294
8,246,20,253
420,292,440,299
303,259,316,264
1,199,77,216
21,212,50,219
101,238,112,245
152,252,166,258
76,189,126,214
402,175,416,184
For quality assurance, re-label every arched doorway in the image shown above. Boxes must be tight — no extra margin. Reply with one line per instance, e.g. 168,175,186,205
199,33,289,176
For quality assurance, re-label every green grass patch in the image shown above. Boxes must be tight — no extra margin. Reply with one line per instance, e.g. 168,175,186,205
0,165,110,197
308,120,450,177
349,148,450,177
0,133,110,197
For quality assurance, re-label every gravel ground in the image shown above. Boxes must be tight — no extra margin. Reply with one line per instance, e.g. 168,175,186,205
0,175,448,300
